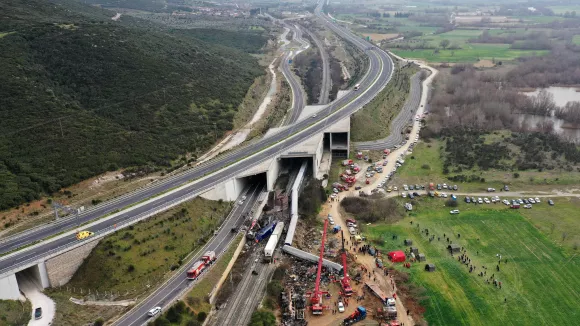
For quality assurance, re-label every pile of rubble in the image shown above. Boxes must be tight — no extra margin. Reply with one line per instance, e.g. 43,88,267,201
278,255,342,325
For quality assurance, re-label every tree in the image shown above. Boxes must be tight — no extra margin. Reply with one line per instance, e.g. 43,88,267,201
440,39,450,49
249,310,276,326
166,306,182,324
197,311,207,322
94,318,104,326
153,317,171,326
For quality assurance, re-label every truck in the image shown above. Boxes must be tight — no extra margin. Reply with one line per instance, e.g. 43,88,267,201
264,222,285,260
187,251,216,280
344,306,367,325
255,221,278,242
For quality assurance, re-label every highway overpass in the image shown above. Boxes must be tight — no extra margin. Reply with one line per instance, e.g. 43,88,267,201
0,0,393,304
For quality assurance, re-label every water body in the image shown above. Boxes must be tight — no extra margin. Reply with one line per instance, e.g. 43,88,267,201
516,114,580,143
523,86,580,107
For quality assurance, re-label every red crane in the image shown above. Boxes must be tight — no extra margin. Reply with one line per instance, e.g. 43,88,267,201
340,230,353,296
309,219,329,315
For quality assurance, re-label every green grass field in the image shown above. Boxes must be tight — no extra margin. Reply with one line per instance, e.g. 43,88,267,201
574,35,580,45
391,44,548,63
0,300,31,326
63,198,231,298
367,200,580,325
547,5,580,14
392,138,580,193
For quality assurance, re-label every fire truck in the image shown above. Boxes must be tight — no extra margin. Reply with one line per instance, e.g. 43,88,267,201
186,251,216,280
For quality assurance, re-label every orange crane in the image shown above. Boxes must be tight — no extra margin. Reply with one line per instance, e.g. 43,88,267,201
308,219,329,315
340,230,353,296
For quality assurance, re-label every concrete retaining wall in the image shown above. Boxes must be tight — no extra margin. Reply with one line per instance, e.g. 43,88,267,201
209,236,246,304
45,239,100,287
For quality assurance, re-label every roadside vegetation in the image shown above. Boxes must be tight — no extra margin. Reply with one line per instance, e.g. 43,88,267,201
0,300,31,326
44,290,125,326
54,198,230,301
351,62,418,141
367,198,580,325
0,0,266,211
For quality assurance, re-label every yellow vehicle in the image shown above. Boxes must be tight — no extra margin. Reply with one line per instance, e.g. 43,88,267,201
387,186,393,192
76,231,94,240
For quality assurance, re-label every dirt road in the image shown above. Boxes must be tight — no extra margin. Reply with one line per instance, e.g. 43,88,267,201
318,200,415,325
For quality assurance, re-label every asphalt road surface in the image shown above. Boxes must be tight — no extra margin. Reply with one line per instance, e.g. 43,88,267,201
0,2,394,279
279,22,308,125
112,184,263,326
354,72,423,150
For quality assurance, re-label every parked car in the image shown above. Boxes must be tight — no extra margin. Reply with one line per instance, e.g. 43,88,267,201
465,197,471,203
471,197,476,203
401,192,407,198
338,301,345,313
548,199,555,206
442,183,448,189
413,192,420,197
529,198,536,204
535,197,541,203
409,193,415,199
437,184,442,190
355,186,361,190
523,199,529,204
503,185,509,191
403,184,409,191
450,210,460,215
503,200,510,205
484,198,490,204
524,204,532,209
409,185,414,190
487,188,496,192
453,185,458,190
393,186,398,191
34,307,42,320
442,193,448,198
477,198,483,204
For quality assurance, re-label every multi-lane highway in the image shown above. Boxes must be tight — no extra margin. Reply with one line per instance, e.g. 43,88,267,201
112,184,263,326
0,1,393,282
354,71,423,150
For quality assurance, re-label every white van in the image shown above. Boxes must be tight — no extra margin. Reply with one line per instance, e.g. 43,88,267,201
148,307,162,317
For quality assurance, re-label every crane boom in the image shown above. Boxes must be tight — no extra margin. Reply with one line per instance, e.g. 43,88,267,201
314,219,329,294
309,219,329,315
340,230,353,296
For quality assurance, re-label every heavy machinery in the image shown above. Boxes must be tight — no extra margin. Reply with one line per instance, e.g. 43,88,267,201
344,306,367,325
307,219,329,315
340,231,353,297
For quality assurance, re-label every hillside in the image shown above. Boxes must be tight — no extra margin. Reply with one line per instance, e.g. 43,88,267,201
0,0,265,210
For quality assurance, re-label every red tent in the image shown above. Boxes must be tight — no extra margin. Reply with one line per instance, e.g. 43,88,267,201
387,251,406,263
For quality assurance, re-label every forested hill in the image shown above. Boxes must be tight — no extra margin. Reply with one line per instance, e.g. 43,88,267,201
0,0,266,210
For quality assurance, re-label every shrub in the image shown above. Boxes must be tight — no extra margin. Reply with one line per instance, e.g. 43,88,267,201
127,264,135,273
197,311,207,322
446,199,458,207
421,164,430,169
94,318,104,326
513,172,520,178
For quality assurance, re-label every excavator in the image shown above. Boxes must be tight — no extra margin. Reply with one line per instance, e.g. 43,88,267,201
340,230,353,297
308,219,329,315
